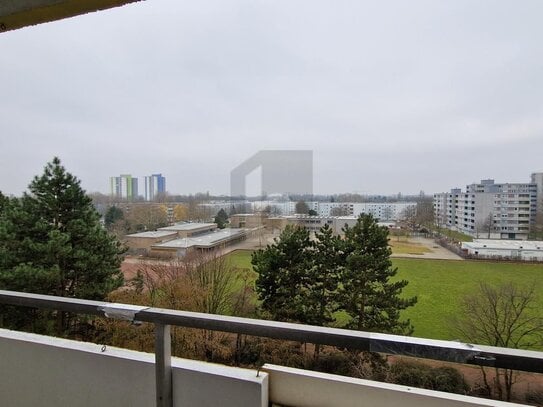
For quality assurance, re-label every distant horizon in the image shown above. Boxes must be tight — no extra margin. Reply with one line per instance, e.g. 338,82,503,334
4,170,542,199
87,191,428,200
94,168,543,198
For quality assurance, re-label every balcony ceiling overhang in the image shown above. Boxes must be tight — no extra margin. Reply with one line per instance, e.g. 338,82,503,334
0,0,142,33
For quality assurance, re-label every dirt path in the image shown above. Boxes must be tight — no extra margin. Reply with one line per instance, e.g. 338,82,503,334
391,237,464,261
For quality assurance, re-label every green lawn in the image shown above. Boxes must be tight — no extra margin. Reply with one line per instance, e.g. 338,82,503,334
225,250,543,343
435,228,474,242
227,249,254,271
393,258,543,341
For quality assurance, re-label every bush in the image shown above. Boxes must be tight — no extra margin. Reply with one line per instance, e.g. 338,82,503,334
389,361,468,395
525,389,543,405
389,360,434,389
432,366,470,394
305,348,353,376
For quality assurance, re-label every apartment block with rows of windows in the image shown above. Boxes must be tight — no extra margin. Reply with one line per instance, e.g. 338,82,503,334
434,176,541,240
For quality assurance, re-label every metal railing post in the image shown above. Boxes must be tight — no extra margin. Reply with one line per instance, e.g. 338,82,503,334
155,323,172,407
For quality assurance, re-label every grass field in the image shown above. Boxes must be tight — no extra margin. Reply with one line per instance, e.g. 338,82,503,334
226,250,543,344
436,228,474,242
228,250,253,271
393,258,543,342
388,239,432,255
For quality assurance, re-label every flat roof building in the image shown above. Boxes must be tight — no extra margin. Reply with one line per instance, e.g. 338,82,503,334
150,229,247,258
230,213,267,229
125,222,245,257
158,222,217,238
461,239,543,261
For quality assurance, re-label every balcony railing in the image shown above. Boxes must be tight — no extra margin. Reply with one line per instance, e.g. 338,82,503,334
1,289,542,407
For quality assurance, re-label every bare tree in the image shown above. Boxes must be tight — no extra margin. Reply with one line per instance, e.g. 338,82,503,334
530,211,543,240
295,200,310,214
400,205,417,234
102,251,255,362
330,206,350,216
125,203,168,232
475,213,494,239
454,282,543,401
415,199,434,229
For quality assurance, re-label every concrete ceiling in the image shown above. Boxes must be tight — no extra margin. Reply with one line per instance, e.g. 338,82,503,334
0,0,142,33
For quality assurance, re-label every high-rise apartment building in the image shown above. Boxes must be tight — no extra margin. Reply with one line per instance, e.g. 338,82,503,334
532,173,543,216
531,172,543,237
110,174,138,200
434,177,540,240
144,173,166,201
433,188,461,229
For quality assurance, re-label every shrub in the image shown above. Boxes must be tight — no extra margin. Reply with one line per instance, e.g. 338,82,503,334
389,360,468,395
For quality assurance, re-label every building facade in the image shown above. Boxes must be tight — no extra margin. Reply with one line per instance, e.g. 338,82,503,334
125,222,247,257
249,201,415,221
461,239,543,261
110,174,138,200
433,189,460,228
434,177,540,240
144,173,166,201
532,172,543,237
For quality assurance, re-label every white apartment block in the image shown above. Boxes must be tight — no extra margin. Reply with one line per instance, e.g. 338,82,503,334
433,189,461,229
251,201,415,221
251,200,299,215
434,177,540,240
317,202,416,220
197,200,416,221
351,202,416,221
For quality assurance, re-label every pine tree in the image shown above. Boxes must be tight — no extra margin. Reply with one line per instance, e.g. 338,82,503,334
253,225,312,322
104,205,124,229
339,214,417,334
0,158,124,333
302,224,341,326
0,192,8,211
214,208,229,229
0,194,19,280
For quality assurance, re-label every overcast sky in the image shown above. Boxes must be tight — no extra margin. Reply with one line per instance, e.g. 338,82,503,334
1,0,542,196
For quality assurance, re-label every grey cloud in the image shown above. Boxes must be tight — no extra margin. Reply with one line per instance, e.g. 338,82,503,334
1,0,542,195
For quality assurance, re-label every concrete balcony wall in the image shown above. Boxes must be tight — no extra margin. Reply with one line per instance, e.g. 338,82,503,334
0,328,533,407
0,329,267,407
262,364,529,407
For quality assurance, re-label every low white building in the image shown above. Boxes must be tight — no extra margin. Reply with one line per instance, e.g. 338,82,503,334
461,239,543,261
